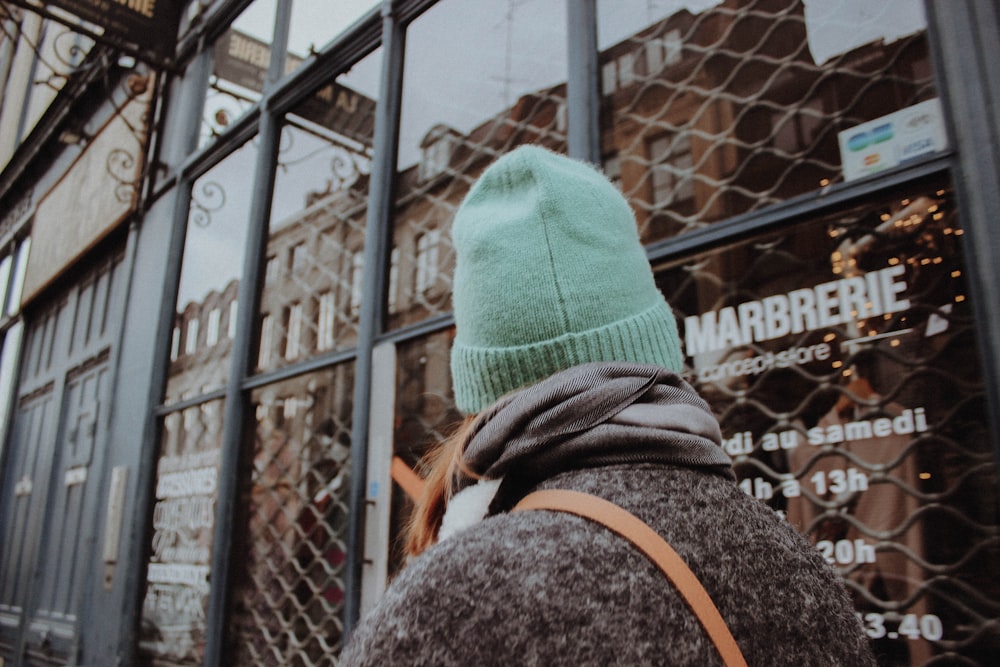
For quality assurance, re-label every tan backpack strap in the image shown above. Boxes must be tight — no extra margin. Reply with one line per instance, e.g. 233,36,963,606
514,489,748,667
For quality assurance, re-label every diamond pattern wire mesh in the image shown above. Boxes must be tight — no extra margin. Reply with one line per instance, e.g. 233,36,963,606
228,366,354,666
602,0,936,243
150,1,975,663
655,181,1000,665
255,117,374,375
388,331,463,576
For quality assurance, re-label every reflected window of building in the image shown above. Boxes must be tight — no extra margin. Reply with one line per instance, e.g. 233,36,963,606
387,247,400,316
170,326,180,361
229,365,355,664
228,300,239,339
390,0,568,330
265,255,280,284
348,250,364,318
419,125,459,181
649,133,694,209
185,318,199,355
255,49,380,374
654,180,998,664
200,0,277,146
284,302,303,361
206,308,221,346
316,291,335,352
415,229,440,295
597,0,940,243
166,140,257,404
291,241,309,274
259,313,274,369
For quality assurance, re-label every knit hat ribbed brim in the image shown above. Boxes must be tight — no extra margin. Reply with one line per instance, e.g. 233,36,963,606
450,146,683,414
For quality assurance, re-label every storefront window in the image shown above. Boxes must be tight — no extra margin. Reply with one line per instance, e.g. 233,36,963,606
200,0,277,146
228,365,355,664
165,140,258,404
139,398,225,666
388,330,460,577
388,0,569,330
254,49,381,373
598,0,941,243
655,179,999,665
286,0,380,77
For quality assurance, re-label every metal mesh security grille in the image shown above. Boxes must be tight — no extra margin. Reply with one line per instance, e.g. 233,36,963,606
655,180,1000,665
254,55,380,374
376,6,975,665
599,0,936,243
228,366,355,666
388,331,462,577
255,160,370,374
380,180,1000,666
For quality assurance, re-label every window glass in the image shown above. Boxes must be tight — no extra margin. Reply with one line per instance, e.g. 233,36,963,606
166,140,257,404
285,0,380,75
254,48,381,374
200,0,277,146
389,0,569,330
597,0,941,243
228,365,355,663
138,398,225,666
655,180,999,665
388,330,460,577
206,308,221,346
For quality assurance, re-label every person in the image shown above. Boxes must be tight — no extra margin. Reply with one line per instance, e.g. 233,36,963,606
342,145,876,666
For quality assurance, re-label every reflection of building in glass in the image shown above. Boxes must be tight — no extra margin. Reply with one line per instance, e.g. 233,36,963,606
1,0,998,665
167,280,239,403
599,1,933,241
379,1,936,570
657,183,995,664
257,177,370,368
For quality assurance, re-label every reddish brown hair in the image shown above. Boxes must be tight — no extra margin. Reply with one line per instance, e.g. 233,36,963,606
404,415,479,557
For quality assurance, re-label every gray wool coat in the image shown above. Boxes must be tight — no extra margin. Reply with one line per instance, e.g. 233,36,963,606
342,463,877,666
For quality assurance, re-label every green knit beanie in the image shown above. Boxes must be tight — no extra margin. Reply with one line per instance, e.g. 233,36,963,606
450,145,683,414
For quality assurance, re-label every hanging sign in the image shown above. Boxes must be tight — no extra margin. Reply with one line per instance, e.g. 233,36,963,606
44,0,181,61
